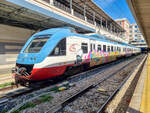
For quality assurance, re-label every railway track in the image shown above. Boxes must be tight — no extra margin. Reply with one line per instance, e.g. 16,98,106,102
45,54,146,113
0,54,145,113
0,55,135,98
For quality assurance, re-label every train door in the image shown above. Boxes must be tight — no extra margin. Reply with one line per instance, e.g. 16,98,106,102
89,39,97,67
89,39,96,57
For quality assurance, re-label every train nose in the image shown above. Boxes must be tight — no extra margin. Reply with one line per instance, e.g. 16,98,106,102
17,53,44,64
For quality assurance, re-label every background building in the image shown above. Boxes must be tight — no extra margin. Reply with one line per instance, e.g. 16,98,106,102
115,18,130,43
129,23,144,41
129,24,147,48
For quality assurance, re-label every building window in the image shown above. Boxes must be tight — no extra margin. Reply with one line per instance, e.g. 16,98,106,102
135,25,138,28
81,43,88,53
135,30,138,32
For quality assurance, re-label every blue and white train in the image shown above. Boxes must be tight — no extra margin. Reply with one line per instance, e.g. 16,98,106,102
12,27,141,85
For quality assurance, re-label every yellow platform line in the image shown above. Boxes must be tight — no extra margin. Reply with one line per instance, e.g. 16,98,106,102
140,54,150,113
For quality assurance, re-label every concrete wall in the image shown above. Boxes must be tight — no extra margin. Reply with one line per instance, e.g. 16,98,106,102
0,24,35,76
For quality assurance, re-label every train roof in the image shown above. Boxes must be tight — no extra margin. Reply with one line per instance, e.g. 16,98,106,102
34,27,139,49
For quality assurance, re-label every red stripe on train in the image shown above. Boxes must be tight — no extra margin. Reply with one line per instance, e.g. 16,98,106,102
30,65,68,80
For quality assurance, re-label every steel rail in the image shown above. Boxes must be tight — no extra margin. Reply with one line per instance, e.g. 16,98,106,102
96,55,147,113
0,55,134,103
45,54,145,113
0,54,143,112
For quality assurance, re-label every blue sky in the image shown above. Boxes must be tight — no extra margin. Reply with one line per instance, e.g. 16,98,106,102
94,0,136,24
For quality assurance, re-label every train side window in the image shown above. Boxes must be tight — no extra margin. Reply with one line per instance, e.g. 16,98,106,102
119,47,121,52
103,45,106,52
81,43,88,53
114,46,116,51
97,45,101,51
49,38,66,56
111,46,113,51
90,44,92,51
93,44,95,50
107,46,110,52
117,47,119,51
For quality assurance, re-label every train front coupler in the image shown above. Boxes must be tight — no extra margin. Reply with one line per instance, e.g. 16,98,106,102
12,66,30,86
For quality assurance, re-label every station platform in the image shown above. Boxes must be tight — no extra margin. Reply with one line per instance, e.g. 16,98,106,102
127,53,150,113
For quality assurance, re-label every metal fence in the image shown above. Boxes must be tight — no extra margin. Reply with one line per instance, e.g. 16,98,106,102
54,0,71,13
40,0,122,35
42,0,50,4
74,11,85,20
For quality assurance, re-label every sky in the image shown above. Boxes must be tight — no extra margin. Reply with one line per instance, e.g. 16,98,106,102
93,0,136,24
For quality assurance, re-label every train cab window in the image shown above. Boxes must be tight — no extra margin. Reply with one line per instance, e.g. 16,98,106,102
111,46,113,51
97,45,101,51
103,45,106,52
24,35,50,53
107,46,110,52
81,43,88,53
50,38,66,56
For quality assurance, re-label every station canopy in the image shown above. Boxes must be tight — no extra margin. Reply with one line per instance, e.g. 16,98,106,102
0,0,124,33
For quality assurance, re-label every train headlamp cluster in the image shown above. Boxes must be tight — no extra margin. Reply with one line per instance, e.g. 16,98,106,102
30,57,36,61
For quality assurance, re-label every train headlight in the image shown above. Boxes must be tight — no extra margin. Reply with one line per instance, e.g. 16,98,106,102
31,57,36,61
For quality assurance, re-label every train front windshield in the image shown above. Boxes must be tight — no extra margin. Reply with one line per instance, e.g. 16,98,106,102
24,35,50,53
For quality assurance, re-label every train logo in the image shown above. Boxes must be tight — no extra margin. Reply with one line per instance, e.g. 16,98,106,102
69,43,79,52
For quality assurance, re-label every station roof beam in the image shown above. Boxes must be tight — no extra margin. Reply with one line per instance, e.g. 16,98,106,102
0,0,125,36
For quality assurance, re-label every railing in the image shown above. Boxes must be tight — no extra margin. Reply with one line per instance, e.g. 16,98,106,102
54,0,71,13
87,18,94,25
73,11,85,20
42,0,50,4
40,0,122,36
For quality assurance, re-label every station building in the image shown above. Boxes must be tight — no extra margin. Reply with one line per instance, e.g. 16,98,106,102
129,23,144,41
115,18,130,43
